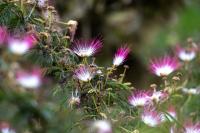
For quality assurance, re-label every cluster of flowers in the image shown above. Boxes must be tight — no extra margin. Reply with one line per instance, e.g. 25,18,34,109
68,38,130,133
128,40,200,132
0,26,43,90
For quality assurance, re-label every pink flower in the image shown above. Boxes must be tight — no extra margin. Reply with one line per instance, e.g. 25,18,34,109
141,106,163,127
162,106,177,122
182,87,200,95
184,121,200,133
72,38,102,57
128,90,152,107
8,34,37,55
176,45,197,61
150,90,168,103
0,122,15,133
113,46,130,66
74,66,94,82
16,68,42,89
150,56,179,77
0,26,8,45
90,120,112,133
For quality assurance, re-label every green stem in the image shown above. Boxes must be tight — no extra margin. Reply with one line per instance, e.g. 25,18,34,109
92,95,99,113
120,67,127,83
119,126,132,133
20,0,25,15
181,94,192,113
26,2,36,21
82,57,88,65
105,65,115,86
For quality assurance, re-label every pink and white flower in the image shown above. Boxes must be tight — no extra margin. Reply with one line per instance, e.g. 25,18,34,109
90,120,112,133
72,38,102,57
176,45,197,62
16,68,42,89
182,87,200,95
128,90,152,107
141,106,163,127
8,34,37,55
162,106,177,122
150,90,168,103
183,121,200,133
0,122,15,133
150,56,179,77
0,26,8,45
113,46,130,66
74,66,94,82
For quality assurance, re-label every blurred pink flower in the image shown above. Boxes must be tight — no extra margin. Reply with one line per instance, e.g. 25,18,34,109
72,38,102,57
0,122,15,133
16,68,42,89
90,120,112,133
141,106,163,127
176,45,197,62
162,105,177,122
74,66,94,82
182,87,200,95
184,121,200,133
0,26,8,45
128,90,152,107
113,46,130,66
150,56,179,77
8,34,37,55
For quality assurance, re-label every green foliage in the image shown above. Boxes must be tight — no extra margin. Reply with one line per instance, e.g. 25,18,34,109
0,3,24,29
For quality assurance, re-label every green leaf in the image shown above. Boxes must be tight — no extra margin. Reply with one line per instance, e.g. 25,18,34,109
0,3,24,29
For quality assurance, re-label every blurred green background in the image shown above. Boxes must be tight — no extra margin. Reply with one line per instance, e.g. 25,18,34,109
54,0,200,87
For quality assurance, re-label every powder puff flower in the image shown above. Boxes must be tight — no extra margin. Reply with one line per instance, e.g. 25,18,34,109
8,34,37,55
162,106,177,122
0,122,15,133
90,120,112,133
141,106,163,127
150,90,168,103
16,68,42,89
128,90,152,107
183,121,200,133
74,66,94,82
182,88,200,95
72,38,102,57
150,56,179,77
113,46,130,66
0,26,8,45
176,45,196,62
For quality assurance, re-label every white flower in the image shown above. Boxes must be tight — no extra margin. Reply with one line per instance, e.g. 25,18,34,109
74,66,94,82
150,56,179,77
113,46,130,66
90,120,112,133
179,50,196,61
16,69,42,89
141,107,163,127
128,90,152,107
182,88,200,95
